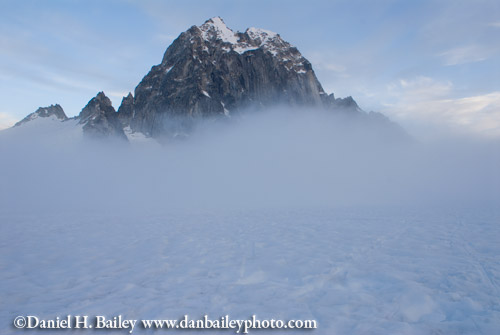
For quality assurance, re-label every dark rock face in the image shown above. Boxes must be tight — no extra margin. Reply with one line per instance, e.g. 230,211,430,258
124,17,348,137
117,92,134,126
78,92,127,140
15,104,67,126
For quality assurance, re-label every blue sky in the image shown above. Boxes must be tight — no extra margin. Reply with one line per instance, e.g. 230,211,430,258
1,0,499,138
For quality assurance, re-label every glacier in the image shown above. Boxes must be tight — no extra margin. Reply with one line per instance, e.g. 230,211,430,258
1,208,499,334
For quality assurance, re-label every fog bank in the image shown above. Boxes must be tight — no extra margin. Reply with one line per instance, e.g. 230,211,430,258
0,108,498,214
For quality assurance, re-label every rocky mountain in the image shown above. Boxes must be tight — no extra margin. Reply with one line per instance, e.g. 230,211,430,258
15,104,67,127
11,17,406,142
77,92,127,140
124,17,361,138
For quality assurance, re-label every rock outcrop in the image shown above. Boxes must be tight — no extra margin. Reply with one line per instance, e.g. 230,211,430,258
15,104,67,127
117,92,134,127
78,92,127,140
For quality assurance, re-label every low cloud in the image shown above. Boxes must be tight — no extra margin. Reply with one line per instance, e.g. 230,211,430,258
383,76,500,138
0,108,498,215
0,112,17,130
391,76,453,99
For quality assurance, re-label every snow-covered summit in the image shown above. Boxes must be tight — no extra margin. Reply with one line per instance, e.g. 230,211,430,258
246,27,279,45
14,104,67,127
196,17,289,56
199,17,239,44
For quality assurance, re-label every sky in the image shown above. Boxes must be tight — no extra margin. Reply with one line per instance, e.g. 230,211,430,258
1,0,499,138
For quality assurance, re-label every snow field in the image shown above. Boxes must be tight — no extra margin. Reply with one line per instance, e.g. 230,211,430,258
1,207,499,334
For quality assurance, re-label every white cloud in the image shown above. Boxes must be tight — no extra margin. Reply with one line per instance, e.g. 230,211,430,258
382,76,500,138
388,76,453,99
442,92,500,134
489,22,500,28
438,45,489,66
0,112,18,130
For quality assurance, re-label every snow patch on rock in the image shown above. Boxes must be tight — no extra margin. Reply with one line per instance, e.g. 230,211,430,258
199,17,239,44
246,27,279,44
123,126,159,146
197,17,299,60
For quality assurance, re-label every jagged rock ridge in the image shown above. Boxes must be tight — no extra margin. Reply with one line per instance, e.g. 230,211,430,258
15,104,67,127
77,92,126,140
13,93,127,140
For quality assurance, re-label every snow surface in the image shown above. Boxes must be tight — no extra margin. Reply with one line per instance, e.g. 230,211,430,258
3,117,158,147
246,27,279,44
1,208,500,334
198,17,289,57
199,17,239,44
232,45,259,54
123,126,160,146
1,116,82,142
25,113,63,123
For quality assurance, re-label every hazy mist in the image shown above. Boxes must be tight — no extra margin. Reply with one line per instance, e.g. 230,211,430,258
1,108,498,214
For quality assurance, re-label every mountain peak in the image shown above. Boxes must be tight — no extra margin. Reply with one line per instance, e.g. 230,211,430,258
77,92,126,140
245,27,279,44
79,91,114,123
127,17,330,137
15,104,67,127
196,17,283,51
202,16,226,26
198,16,238,44
95,91,112,105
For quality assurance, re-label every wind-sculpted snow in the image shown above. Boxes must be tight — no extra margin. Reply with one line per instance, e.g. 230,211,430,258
1,209,499,334
0,108,499,334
